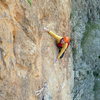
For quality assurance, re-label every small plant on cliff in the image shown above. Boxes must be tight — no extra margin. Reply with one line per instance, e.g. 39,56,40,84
27,0,32,5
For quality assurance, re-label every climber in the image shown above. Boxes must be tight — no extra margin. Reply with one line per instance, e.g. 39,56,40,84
44,27,71,59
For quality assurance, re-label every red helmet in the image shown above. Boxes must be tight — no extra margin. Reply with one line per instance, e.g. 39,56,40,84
63,37,70,43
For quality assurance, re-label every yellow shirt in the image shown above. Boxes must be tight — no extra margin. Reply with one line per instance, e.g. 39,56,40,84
48,31,68,59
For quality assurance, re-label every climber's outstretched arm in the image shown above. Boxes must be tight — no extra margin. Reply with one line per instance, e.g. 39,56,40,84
44,27,62,41
57,43,68,59
48,31,62,41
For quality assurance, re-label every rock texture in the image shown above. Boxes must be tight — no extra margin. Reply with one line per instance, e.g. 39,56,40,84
0,0,73,100
1,0,99,100
71,0,100,100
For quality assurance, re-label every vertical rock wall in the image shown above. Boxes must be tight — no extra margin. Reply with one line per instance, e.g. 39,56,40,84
0,0,73,100
71,0,100,100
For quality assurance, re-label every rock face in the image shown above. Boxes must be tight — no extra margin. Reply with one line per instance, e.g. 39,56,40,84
0,0,100,100
71,0,100,100
0,0,73,100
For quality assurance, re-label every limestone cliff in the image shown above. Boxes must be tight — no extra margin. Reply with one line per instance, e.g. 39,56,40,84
0,0,99,100
0,0,73,100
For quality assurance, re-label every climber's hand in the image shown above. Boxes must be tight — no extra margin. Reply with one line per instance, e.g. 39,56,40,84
44,27,49,32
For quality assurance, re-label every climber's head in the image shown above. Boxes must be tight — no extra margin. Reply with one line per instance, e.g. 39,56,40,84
61,36,70,44
60,38,65,44
60,37,70,44
63,36,70,43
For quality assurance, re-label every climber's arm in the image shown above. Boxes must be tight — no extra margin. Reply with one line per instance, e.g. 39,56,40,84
48,31,62,41
44,27,62,41
57,43,68,59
